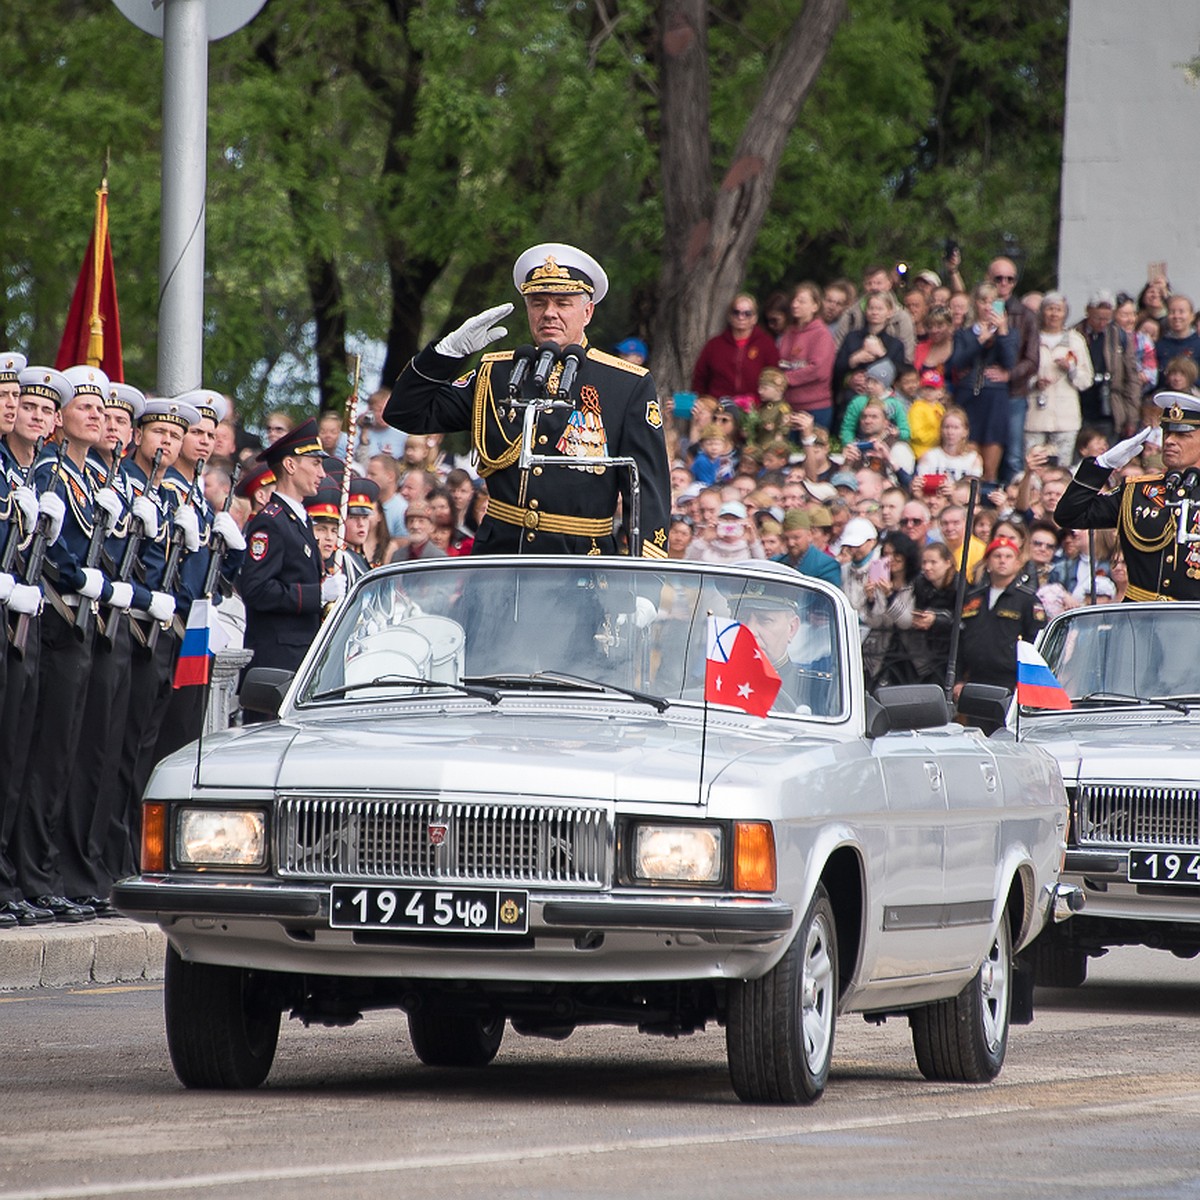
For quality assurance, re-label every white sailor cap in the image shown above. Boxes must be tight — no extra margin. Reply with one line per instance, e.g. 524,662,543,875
0,351,27,384
513,242,608,305
1153,390,1200,432
107,382,147,422
140,396,202,431
174,388,228,424
18,366,73,409
62,364,111,401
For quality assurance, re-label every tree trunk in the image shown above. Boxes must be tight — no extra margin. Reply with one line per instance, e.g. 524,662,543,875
651,0,848,396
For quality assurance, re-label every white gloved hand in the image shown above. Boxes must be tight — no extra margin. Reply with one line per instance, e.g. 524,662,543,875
320,572,347,605
173,505,201,552
147,591,175,623
212,509,247,552
131,495,159,539
78,567,105,600
108,581,134,610
0,572,14,603
1096,426,1153,471
6,583,41,616
94,486,123,526
634,595,658,628
38,492,66,544
434,303,514,358
11,486,37,532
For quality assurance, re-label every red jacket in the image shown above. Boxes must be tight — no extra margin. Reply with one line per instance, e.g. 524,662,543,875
691,326,779,400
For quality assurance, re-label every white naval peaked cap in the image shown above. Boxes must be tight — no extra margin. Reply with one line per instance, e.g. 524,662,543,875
513,242,608,305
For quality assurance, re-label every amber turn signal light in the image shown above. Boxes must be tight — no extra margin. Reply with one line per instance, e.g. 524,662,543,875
733,821,776,892
141,802,167,873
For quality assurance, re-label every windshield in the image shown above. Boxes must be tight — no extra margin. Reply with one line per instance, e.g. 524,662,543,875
1038,607,1199,702
299,560,846,719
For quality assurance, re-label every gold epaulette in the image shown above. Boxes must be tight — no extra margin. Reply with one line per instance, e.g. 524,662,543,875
586,347,650,376
1127,473,1164,484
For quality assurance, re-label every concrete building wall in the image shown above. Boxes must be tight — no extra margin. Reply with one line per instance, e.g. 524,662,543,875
1059,0,1200,313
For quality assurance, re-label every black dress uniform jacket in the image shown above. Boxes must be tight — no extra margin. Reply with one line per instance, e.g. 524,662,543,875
957,579,1045,691
1055,457,1200,602
239,496,323,672
386,342,671,558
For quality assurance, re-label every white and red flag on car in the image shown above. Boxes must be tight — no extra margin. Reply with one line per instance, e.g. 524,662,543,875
705,616,781,718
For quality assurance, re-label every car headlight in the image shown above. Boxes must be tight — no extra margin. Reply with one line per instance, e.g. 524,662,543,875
632,824,723,884
176,808,267,868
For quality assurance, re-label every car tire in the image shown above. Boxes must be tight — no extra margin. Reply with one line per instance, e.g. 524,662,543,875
407,1007,505,1067
1026,936,1088,988
910,908,1011,1083
726,883,838,1105
164,945,281,1089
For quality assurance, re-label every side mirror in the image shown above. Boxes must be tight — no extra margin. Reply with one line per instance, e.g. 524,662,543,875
956,682,1012,733
864,695,890,739
239,667,295,717
874,684,950,732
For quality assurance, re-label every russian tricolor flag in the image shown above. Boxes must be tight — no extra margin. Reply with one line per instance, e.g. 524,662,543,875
1016,641,1072,710
172,599,228,689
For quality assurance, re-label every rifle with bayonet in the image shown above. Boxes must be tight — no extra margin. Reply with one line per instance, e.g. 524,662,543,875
73,442,124,641
105,447,163,653
10,439,67,659
144,456,204,654
0,436,44,577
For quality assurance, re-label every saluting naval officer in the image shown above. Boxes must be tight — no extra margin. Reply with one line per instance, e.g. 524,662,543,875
386,242,671,558
1055,391,1200,601
239,418,345,687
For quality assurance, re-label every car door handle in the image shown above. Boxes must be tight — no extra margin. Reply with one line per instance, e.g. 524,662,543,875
981,764,999,793
924,762,942,790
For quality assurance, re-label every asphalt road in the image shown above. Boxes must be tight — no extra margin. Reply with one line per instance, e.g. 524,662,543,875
1,945,1198,1200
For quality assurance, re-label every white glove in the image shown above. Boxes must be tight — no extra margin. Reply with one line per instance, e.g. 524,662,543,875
108,581,134,610
320,572,347,605
131,495,159,539
0,572,13,603
1096,426,1153,471
147,591,175,623
11,486,37,532
435,303,513,358
212,509,246,552
6,583,41,615
94,486,123,526
173,505,201,552
38,492,66,544
78,567,105,600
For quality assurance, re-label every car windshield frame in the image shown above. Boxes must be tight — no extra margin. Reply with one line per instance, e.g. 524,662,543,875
289,556,856,725
1029,601,1200,713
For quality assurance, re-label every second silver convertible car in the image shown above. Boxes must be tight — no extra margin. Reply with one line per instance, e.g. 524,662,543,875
1016,601,1200,986
115,556,1074,1103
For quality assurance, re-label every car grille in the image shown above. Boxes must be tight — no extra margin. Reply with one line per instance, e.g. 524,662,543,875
1076,784,1200,848
276,796,610,887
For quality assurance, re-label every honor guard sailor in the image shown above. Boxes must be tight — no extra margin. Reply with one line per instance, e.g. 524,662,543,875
239,418,345,683
386,242,671,558
1055,391,1200,601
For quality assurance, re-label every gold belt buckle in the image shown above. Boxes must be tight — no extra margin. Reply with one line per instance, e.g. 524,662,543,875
523,509,540,530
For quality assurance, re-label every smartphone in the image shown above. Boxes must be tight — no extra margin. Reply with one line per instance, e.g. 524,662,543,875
991,300,1006,316
868,558,889,585
855,441,875,454
1148,260,1167,284
922,473,947,496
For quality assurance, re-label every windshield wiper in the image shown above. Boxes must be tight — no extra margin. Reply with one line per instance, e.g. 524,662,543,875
1074,691,1190,714
463,671,670,713
310,674,501,705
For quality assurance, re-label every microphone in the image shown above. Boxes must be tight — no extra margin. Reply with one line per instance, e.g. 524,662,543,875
1164,471,1184,494
557,344,586,399
507,344,536,397
532,341,562,390
1183,468,1200,495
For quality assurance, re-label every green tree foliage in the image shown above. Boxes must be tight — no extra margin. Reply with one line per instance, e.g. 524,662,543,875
0,0,1067,422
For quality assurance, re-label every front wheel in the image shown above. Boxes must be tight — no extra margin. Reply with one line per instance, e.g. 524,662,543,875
726,883,838,1104
910,908,1011,1083
164,945,281,1089
408,1006,505,1067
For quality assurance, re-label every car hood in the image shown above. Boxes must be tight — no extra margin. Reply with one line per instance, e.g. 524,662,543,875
1020,711,1200,785
156,703,842,807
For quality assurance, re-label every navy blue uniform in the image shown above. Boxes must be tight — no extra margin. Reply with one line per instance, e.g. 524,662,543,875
957,580,1045,691
240,497,323,673
387,343,671,558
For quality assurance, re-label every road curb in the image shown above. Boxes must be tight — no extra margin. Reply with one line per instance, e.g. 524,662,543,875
0,919,167,990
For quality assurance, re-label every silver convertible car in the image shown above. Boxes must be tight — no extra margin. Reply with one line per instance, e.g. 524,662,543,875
1016,602,1200,986
114,556,1074,1104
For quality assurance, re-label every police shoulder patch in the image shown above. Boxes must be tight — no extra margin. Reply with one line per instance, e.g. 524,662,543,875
646,399,663,429
249,530,269,561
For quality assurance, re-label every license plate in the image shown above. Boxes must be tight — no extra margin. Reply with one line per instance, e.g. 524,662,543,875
329,884,529,933
1128,850,1200,886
